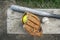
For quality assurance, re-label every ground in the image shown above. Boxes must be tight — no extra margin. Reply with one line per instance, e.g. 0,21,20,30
0,0,60,40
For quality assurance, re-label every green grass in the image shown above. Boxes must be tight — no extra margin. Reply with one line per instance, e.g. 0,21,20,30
15,0,60,8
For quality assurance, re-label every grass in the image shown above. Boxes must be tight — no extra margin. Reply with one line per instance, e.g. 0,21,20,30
15,0,60,8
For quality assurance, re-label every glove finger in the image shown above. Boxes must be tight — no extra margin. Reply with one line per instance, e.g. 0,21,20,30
26,20,40,30
28,15,40,26
27,12,40,21
23,24,33,33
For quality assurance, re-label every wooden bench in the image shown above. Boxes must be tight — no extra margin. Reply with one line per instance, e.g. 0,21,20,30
7,9,60,34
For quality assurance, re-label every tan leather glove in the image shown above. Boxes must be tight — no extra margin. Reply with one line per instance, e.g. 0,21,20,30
22,12,42,37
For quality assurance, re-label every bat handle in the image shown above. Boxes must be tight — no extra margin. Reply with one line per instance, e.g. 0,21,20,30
48,14,60,19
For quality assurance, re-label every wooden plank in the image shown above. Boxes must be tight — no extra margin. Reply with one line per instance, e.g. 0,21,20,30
7,9,60,34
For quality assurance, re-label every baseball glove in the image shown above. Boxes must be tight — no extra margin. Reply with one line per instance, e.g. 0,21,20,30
22,12,42,37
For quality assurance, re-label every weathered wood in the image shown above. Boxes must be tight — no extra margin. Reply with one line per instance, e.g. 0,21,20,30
7,9,60,34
